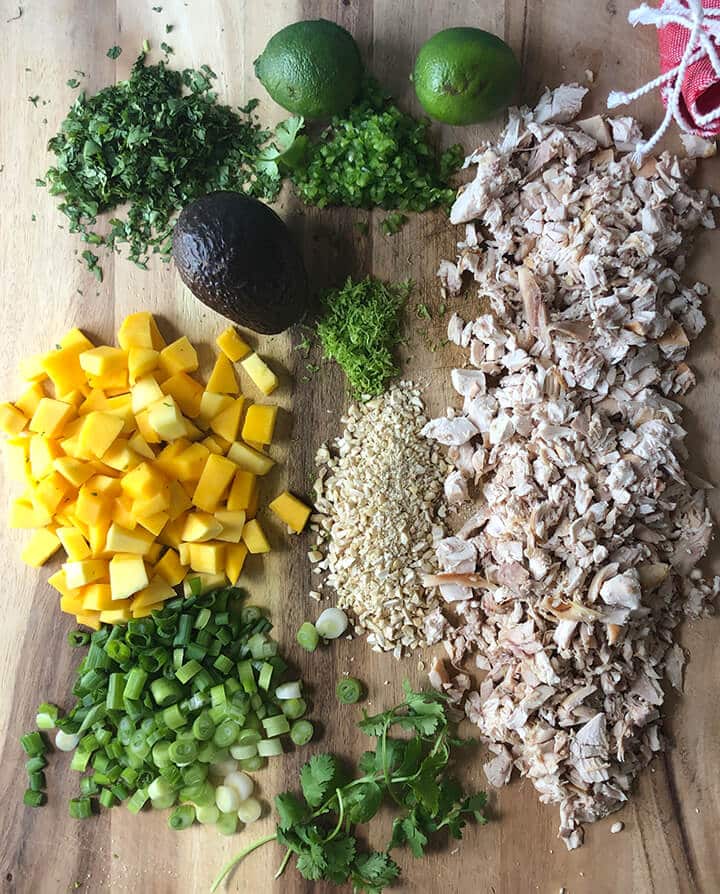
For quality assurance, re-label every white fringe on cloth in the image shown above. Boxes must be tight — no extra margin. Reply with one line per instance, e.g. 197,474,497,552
608,0,720,162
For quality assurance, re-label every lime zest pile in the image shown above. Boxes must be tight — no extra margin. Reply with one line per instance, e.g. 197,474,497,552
19,587,314,834
316,276,412,398
44,52,280,271
283,80,463,214
211,681,487,892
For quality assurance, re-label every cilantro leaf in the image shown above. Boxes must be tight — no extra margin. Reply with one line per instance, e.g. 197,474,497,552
300,753,342,807
106,45,122,59
344,781,383,825
351,852,400,892
323,835,356,883
400,814,429,858
274,792,307,831
358,709,391,737
296,844,327,881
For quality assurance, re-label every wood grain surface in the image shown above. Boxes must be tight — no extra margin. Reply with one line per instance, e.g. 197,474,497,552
1,1,719,893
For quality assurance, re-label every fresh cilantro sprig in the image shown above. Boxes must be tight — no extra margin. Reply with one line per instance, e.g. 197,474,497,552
211,681,487,893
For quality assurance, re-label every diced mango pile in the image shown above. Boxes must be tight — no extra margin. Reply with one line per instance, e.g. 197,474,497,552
0,313,312,629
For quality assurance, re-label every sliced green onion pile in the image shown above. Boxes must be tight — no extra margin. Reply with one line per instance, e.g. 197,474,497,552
20,587,314,834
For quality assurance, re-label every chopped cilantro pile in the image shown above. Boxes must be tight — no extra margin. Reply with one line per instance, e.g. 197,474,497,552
316,276,411,398
44,52,280,271
212,682,487,893
287,80,463,213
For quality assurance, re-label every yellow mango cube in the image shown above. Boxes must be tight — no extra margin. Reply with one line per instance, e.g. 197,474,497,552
102,439,142,473
197,392,233,429
158,514,187,549
226,440,274,476
216,326,251,362
49,568,75,598
210,397,245,443
148,395,187,441
128,431,156,460
81,583,115,612
29,435,62,479
78,389,108,416
53,456,94,487
75,487,111,526
59,328,94,352
133,488,171,517
64,558,109,588
159,336,198,376
33,472,73,515
153,547,187,586
78,411,124,459
268,491,312,534
226,542,248,585
112,494,137,530
21,528,62,567
10,496,52,528
75,611,102,630
182,512,223,542
41,345,89,394
167,480,193,521
227,470,257,511
136,511,169,537
154,439,190,476
192,454,236,512
57,526,92,561
178,542,192,566
79,346,127,377
4,438,31,483
60,591,86,614
121,461,167,500
118,312,165,351
131,375,165,413
206,354,239,394
106,522,155,555
174,443,210,481
134,410,162,444
241,353,278,396
109,553,149,599
128,346,160,383
87,520,111,557
162,372,203,418
29,398,76,439
189,542,225,574
132,575,175,609
15,383,46,418
214,509,246,543
242,519,271,554
242,404,278,446
99,606,132,624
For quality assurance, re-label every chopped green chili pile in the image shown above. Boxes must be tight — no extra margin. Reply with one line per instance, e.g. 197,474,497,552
285,80,463,214
44,52,280,271
316,276,411,398
212,680,487,892
19,587,314,834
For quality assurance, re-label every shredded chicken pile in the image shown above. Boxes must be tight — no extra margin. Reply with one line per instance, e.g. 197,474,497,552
422,84,719,849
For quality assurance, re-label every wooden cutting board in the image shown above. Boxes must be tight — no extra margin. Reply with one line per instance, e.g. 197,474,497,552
1,1,719,892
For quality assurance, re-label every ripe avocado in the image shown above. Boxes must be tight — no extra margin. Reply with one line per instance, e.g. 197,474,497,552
172,191,309,334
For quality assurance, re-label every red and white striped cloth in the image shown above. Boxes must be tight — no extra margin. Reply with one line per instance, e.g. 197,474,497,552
608,0,720,159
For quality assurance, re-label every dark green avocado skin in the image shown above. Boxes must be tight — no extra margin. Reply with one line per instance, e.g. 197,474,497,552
172,191,309,335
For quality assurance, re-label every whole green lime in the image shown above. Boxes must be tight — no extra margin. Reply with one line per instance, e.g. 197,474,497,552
254,19,363,119
412,27,520,125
